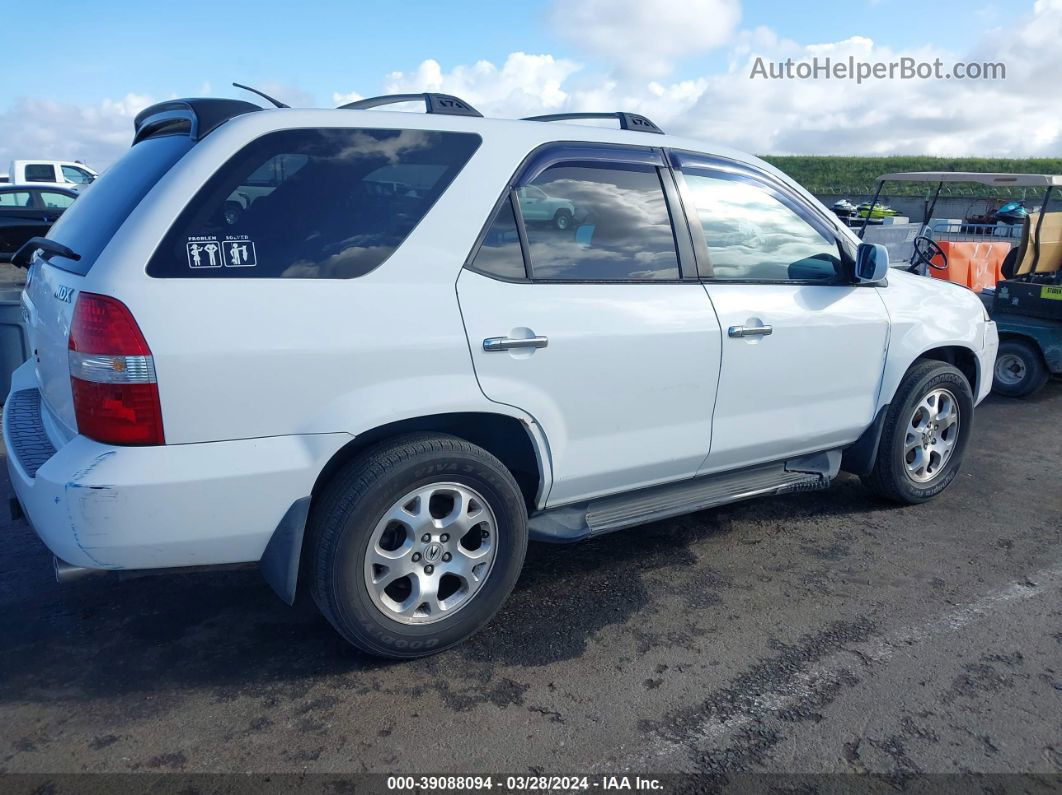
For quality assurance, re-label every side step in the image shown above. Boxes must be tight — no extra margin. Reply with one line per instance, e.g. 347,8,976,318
528,451,840,543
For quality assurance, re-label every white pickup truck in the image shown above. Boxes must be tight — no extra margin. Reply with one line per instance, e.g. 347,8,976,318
8,160,97,191
5,94,997,658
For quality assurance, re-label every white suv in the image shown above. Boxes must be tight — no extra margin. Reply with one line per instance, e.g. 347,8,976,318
5,93,998,657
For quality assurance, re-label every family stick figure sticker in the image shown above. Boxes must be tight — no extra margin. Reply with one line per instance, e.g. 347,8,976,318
186,238,222,268
186,236,257,269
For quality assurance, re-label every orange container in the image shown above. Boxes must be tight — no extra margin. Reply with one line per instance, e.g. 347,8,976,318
930,241,1010,292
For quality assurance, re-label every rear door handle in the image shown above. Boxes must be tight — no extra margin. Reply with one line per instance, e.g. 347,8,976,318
728,325,773,338
483,336,549,352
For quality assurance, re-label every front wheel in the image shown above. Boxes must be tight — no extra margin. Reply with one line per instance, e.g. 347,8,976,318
861,360,974,504
553,209,573,230
992,340,1049,398
309,434,528,658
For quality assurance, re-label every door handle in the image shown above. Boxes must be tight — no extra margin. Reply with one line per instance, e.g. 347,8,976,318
728,325,773,338
483,336,549,352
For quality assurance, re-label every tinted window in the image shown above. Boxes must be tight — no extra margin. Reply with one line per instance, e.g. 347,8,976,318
61,165,94,184
684,173,841,282
40,191,75,209
517,162,679,281
469,196,526,280
24,164,56,182
0,191,32,208
148,128,481,279
42,135,194,276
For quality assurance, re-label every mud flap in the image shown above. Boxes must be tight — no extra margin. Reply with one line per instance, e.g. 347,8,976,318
840,405,889,476
260,497,311,605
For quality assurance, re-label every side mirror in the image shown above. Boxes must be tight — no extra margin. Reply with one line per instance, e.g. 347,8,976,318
855,242,889,283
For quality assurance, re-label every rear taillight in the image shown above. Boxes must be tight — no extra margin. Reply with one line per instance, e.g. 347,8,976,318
68,293,164,446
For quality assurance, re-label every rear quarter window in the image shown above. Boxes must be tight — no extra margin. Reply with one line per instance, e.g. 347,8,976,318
147,128,481,279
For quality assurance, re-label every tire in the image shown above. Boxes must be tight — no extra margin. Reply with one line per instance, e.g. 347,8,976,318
861,360,974,504
991,340,1049,398
553,209,572,230
308,433,528,658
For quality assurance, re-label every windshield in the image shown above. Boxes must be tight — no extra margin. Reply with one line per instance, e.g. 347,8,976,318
44,135,194,276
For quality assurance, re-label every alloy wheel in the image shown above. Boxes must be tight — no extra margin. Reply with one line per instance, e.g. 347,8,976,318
903,388,960,483
363,482,497,625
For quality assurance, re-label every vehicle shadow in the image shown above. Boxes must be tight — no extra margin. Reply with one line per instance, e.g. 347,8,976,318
0,471,890,708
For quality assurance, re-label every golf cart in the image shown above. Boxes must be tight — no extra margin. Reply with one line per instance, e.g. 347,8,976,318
860,171,1062,398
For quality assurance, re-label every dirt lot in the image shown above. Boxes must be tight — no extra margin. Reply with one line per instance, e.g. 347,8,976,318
0,387,1060,782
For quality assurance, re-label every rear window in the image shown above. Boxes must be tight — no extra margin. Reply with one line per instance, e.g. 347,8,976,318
147,128,481,279
24,164,56,182
43,136,194,276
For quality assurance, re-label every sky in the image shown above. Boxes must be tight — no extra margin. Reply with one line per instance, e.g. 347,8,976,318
1,0,1058,169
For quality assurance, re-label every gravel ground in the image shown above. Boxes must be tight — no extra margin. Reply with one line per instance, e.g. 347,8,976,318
0,386,1059,785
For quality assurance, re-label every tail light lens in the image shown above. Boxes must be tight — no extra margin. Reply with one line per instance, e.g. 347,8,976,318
68,293,165,446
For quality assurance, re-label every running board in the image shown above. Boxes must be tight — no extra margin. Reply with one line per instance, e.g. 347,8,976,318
528,451,840,543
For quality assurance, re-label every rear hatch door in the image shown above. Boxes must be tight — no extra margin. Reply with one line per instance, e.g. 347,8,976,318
20,135,193,431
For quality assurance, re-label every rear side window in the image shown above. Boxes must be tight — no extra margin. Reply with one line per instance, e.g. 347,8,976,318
40,191,75,209
148,128,481,279
24,164,56,182
516,162,680,281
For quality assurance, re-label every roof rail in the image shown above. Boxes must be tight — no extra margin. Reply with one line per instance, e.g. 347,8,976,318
522,112,664,135
337,93,483,117
133,98,262,144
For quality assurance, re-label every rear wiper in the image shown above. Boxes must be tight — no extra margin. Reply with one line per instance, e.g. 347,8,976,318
11,237,81,269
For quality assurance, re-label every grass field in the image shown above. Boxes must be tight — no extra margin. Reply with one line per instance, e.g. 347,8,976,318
760,156,1062,196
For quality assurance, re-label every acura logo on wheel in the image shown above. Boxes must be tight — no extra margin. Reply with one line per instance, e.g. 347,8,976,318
425,543,442,562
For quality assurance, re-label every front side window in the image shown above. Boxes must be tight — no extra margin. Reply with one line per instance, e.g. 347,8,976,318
61,165,94,184
516,162,680,281
24,164,56,182
148,128,480,279
0,191,32,207
683,172,842,282
40,191,76,209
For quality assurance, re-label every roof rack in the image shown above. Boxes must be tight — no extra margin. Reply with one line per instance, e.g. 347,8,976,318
133,98,262,144
522,112,664,135
337,93,482,117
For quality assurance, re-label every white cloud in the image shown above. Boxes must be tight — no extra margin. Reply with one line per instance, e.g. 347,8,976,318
0,93,154,172
551,0,741,76
383,0,1059,157
384,53,580,116
3,0,1059,171
332,90,364,106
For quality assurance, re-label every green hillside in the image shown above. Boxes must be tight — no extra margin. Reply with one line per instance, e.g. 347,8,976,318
760,156,1062,197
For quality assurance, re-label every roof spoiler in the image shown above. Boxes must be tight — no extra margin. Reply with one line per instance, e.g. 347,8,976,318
522,112,664,135
132,98,263,144
337,93,483,117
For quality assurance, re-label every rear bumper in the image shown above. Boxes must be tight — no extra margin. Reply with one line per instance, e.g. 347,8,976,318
4,360,349,571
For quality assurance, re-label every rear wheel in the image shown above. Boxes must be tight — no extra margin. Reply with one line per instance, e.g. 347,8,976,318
862,360,974,504
992,340,1049,398
309,434,528,658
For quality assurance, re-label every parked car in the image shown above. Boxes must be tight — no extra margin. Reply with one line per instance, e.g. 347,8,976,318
0,185,77,262
516,185,576,229
5,94,997,658
8,160,97,191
